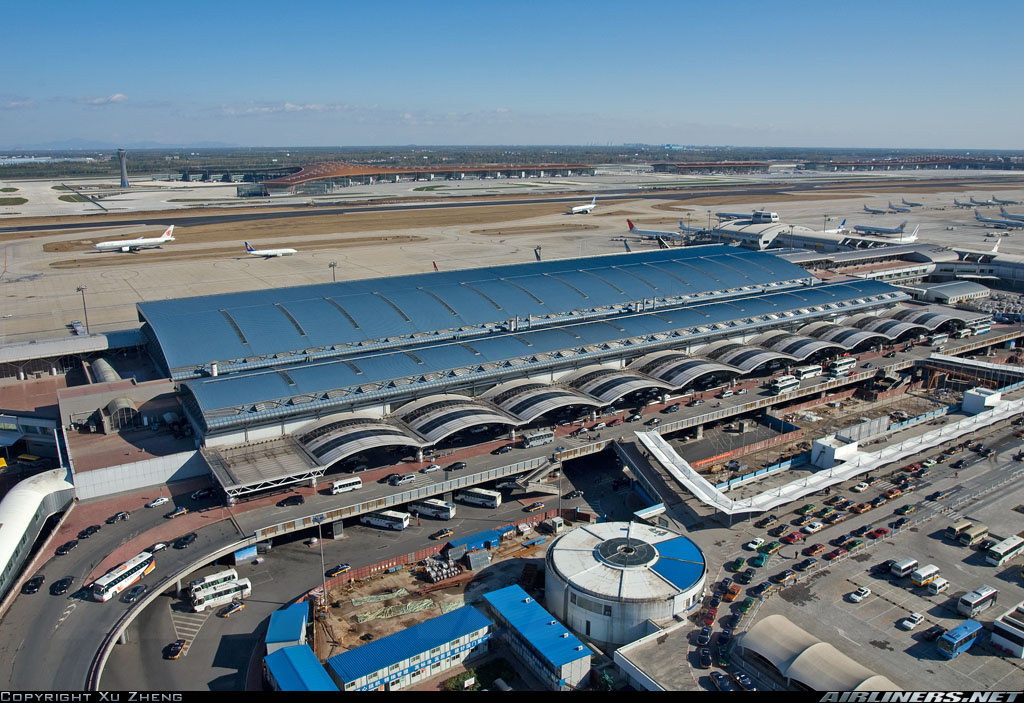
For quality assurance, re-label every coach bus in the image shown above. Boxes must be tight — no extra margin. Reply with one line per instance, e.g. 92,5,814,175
522,429,555,449
770,375,800,395
192,578,252,613
330,476,362,495
957,585,999,618
829,357,857,377
188,569,238,598
986,535,1024,567
458,487,502,508
794,364,823,381
360,510,411,531
91,551,156,602
408,499,457,520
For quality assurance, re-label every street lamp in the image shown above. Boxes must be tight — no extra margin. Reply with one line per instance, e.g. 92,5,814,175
328,261,337,283
313,515,328,610
76,285,90,334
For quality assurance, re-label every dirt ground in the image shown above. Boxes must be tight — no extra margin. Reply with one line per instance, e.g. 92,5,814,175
470,223,599,236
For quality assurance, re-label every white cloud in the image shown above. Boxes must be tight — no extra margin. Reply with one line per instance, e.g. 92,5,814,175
74,93,128,106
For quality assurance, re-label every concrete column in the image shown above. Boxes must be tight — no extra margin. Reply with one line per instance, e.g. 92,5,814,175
119,631,129,645
328,520,344,540
416,448,424,462
50,365,57,376
694,424,703,440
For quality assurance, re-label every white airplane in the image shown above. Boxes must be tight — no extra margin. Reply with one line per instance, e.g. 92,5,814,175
999,206,1024,222
714,210,751,220
901,198,923,207
823,218,847,234
94,225,175,253
974,210,1023,230
853,220,909,236
244,241,297,258
953,198,974,208
626,219,684,240
971,196,997,207
570,196,597,214
863,204,887,215
888,201,912,213
993,195,1021,206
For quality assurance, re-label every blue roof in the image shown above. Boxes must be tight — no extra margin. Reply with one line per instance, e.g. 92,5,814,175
265,645,338,691
326,606,493,683
651,536,707,591
447,526,512,550
139,246,813,373
482,585,591,669
266,602,308,644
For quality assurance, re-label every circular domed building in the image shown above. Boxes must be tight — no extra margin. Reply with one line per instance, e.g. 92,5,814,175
545,521,707,647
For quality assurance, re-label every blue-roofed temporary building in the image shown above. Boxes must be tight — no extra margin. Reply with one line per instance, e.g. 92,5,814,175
445,525,515,559
326,605,493,691
482,585,592,691
264,644,338,691
266,601,308,655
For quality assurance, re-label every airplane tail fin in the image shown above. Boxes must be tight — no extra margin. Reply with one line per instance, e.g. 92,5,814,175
627,219,636,231
534,246,542,262
245,241,254,252
432,261,439,272
162,225,175,240
623,240,632,253
839,218,846,231
905,225,920,241
898,221,908,232
591,196,596,206
993,239,1001,254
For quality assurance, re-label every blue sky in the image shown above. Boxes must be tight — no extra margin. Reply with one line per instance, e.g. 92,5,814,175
2,1,1021,148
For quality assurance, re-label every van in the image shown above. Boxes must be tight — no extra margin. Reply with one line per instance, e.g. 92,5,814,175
927,578,950,595
890,558,919,578
719,389,734,399
390,474,415,486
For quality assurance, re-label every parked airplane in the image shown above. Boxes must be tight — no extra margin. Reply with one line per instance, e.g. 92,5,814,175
244,241,298,257
823,218,847,234
863,204,887,215
715,211,751,220
626,219,684,240
971,196,997,207
94,225,175,252
999,206,1024,222
974,211,1023,230
888,201,912,213
953,198,974,208
901,198,923,207
852,220,909,236
570,196,597,214
995,196,1022,206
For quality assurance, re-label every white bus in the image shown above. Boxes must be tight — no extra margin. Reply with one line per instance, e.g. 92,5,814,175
953,328,973,339
969,323,991,336
360,510,411,531
770,375,800,395
408,498,456,520
188,569,238,597
890,558,919,578
829,357,857,377
911,564,941,587
958,585,999,618
794,364,823,381
928,333,949,346
331,476,362,495
458,487,502,508
986,535,1024,566
91,551,156,602
191,578,252,612
522,429,555,449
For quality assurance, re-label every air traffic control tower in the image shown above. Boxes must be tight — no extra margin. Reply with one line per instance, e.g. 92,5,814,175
117,148,129,188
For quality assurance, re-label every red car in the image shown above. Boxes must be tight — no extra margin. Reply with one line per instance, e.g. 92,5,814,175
803,543,826,556
702,608,718,626
867,528,890,539
781,531,804,545
824,547,848,561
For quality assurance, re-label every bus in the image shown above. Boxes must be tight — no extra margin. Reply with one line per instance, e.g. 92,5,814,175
890,558,919,578
360,510,411,531
969,323,991,336
522,429,555,449
829,357,857,377
959,524,990,548
911,564,941,587
953,328,973,339
937,620,983,659
986,535,1024,566
331,476,362,495
794,364,823,381
458,487,502,508
188,569,238,597
946,520,973,541
770,375,800,395
408,498,456,520
192,578,252,613
957,585,999,618
928,333,949,347
91,551,156,602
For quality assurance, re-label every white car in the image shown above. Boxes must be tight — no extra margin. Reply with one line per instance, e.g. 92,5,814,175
900,613,924,630
801,522,825,535
420,464,440,473
849,586,871,603
145,496,169,508
851,482,869,493
745,537,765,551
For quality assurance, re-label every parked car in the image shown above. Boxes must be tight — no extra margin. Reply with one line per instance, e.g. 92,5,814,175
325,564,351,577
744,537,765,551
951,459,967,470
794,558,818,572
148,542,168,553
697,647,712,669
732,671,757,691
191,488,216,501
737,597,755,613
921,625,948,642
447,461,467,471
849,586,871,603
851,482,869,493
491,445,513,455
105,511,130,524
174,533,197,549
55,540,79,556
749,581,773,597
795,503,817,515
803,543,826,556
792,514,815,527
695,626,712,646
145,496,169,508
900,613,925,631
769,524,789,538
710,671,734,691
431,529,454,541
563,489,584,500
728,557,746,572
895,504,917,515
852,524,874,537
773,569,796,585
824,548,847,561
755,515,779,529
867,528,890,539
77,525,101,539
22,575,45,594
525,502,545,512
801,521,824,534
891,518,911,530
825,512,849,525
218,602,245,618
759,541,783,555
277,495,305,507
748,553,769,568
421,464,441,473
781,531,804,545
50,576,74,596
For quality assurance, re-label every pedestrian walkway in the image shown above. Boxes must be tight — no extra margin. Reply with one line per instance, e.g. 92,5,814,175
168,601,211,656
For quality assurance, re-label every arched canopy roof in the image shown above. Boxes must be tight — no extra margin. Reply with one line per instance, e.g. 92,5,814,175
483,380,601,422
629,351,740,388
884,307,959,330
396,396,516,443
297,416,423,466
752,331,845,360
799,322,889,349
562,366,672,403
847,314,927,339
701,341,797,372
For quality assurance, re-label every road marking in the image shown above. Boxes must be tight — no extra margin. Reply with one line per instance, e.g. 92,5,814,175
834,628,860,645
53,602,77,631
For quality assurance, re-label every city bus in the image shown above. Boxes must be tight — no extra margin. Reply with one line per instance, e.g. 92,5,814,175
408,498,457,520
458,487,502,508
770,375,800,395
937,619,983,659
829,357,857,377
188,569,238,597
331,476,363,495
957,585,999,618
911,564,941,587
522,429,555,449
959,524,990,547
969,323,991,336
945,520,973,541
191,578,252,613
360,510,411,531
890,558,919,578
90,551,156,602
928,333,949,347
794,364,823,381
986,535,1024,566
953,328,973,339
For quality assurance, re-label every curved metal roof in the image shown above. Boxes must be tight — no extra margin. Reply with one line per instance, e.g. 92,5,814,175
630,351,740,388
139,246,814,375
701,341,797,372
885,307,959,330
752,331,845,360
298,416,423,466
483,380,601,422
562,366,672,403
846,314,927,339
799,322,889,349
396,397,515,443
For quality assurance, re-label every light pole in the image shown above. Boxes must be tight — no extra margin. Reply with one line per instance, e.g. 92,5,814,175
76,285,90,334
328,261,337,283
313,515,328,610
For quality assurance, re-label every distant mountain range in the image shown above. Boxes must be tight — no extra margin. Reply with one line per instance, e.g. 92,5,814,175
1,139,239,151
